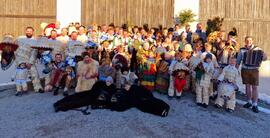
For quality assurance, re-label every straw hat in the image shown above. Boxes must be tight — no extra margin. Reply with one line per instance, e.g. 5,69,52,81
31,36,53,51
0,35,18,51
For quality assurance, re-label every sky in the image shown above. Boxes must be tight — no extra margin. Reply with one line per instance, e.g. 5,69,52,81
57,0,81,28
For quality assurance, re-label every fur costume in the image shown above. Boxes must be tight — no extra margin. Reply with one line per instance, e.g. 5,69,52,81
75,59,99,92
54,82,170,117
215,65,240,110
168,60,189,97
195,61,214,105
15,36,42,92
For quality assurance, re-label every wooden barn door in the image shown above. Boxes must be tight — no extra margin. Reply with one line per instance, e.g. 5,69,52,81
0,0,56,39
81,0,174,28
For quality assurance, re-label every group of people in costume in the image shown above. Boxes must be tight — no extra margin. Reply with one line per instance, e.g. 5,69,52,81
0,21,267,114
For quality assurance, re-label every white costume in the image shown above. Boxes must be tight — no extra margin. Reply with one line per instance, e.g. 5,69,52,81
196,61,214,105
215,65,240,110
14,66,28,92
15,36,42,92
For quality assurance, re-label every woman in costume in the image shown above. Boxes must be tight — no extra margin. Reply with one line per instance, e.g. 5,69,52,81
75,52,99,92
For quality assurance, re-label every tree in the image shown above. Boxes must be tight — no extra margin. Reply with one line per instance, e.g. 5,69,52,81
206,16,224,36
175,9,196,26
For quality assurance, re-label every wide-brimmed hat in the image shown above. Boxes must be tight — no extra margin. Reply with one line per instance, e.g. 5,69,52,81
0,35,18,51
31,36,53,51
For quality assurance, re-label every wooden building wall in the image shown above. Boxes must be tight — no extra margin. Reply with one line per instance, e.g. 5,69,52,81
81,0,174,28
0,0,56,39
199,0,270,56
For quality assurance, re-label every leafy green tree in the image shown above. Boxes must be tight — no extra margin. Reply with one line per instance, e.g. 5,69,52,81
175,9,196,26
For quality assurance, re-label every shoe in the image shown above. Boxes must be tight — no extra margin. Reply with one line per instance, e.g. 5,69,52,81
53,87,59,96
38,89,44,93
202,103,208,108
63,91,69,97
243,102,252,108
168,96,173,100
226,108,234,113
15,92,22,96
197,103,202,106
252,106,259,113
215,104,222,109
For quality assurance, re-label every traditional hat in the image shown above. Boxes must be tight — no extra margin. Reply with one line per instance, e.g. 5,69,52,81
181,43,193,52
0,35,18,51
31,36,53,51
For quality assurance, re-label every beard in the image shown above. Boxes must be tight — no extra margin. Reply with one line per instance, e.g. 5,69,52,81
26,34,33,38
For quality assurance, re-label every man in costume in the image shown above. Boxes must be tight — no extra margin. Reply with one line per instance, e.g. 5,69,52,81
15,27,44,93
66,31,85,67
49,30,65,61
237,36,267,113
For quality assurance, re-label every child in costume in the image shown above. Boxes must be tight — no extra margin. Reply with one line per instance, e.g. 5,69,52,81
138,42,157,91
189,40,203,93
62,66,75,95
13,62,28,96
155,53,170,94
215,57,240,112
200,43,219,99
168,52,189,99
195,53,214,108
